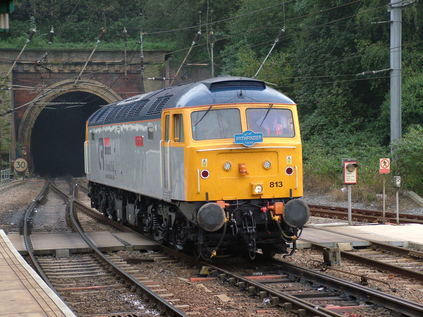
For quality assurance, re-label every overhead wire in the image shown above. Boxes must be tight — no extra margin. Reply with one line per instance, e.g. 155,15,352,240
2,0,414,110
142,0,298,35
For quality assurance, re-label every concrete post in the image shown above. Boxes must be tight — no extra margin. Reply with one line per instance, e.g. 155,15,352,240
390,0,402,144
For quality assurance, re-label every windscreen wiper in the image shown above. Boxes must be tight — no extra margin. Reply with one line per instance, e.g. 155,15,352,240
193,105,213,127
259,103,273,127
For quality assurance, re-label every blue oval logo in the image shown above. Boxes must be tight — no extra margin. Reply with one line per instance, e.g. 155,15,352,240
234,130,263,147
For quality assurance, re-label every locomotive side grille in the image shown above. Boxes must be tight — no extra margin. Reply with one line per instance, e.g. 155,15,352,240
145,95,172,117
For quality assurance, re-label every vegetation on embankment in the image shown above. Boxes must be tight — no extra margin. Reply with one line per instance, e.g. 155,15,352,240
2,0,422,197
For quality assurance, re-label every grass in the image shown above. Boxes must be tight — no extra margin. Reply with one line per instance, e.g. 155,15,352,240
302,137,395,204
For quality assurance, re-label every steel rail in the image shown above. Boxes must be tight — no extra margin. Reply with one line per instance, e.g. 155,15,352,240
70,185,340,316
340,250,423,281
54,183,187,317
75,183,89,194
156,244,341,317
49,184,131,233
308,241,423,282
272,259,423,317
309,204,423,224
305,227,423,281
22,180,56,290
159,230,423,317
208,263,342,317
71,182,423,316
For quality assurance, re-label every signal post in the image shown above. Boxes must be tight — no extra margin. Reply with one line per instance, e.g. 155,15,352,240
379,158,391,220
343,159,358,225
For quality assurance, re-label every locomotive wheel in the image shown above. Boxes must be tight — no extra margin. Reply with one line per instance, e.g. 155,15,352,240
107,193,117,221
261,246,276,259
142,206,153,233
172,219,188,250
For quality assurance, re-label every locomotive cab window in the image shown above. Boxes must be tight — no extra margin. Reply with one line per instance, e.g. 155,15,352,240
191,108,241,140
173,114,184,142
247,108,294,137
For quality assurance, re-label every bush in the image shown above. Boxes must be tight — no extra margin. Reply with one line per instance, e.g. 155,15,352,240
302,132,390,202
392,125,423,195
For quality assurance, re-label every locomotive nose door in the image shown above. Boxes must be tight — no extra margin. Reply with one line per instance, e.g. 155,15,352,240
161,113,171,200
161,112,185,201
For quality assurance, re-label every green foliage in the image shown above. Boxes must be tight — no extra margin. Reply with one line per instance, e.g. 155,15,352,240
393,125,423,195
303,131,389,200
3,0,423,195
0,77,11,168
0,36,176,50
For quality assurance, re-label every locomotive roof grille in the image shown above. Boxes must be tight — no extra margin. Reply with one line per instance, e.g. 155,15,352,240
95,107,113,125
104,106,121,124
145,95,172,117
127,99,149,118
115,105,132,121
208,80,265,91
88,107,105,124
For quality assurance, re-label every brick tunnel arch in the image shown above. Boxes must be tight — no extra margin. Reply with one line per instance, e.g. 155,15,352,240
18,79,121,176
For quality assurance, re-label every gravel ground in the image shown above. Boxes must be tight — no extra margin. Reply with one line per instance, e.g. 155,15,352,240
117,250,294,317
32,189,71,232
0,178,45,233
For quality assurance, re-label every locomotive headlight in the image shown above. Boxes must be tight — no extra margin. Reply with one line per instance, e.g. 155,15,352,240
223,161,232,171
252,183,263,195
263,160,271,170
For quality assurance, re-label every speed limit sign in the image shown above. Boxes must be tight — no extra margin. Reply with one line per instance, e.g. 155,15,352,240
14,158,28,173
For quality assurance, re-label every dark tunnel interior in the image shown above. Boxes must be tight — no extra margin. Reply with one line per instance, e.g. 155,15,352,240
31,91,106,177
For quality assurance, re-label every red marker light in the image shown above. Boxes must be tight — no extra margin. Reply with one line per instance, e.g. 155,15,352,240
286,167,294,175
201,170,210,179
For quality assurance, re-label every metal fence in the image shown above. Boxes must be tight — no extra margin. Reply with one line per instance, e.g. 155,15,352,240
0,168,12,185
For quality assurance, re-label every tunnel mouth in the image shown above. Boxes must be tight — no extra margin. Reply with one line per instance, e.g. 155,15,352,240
31,91,107,177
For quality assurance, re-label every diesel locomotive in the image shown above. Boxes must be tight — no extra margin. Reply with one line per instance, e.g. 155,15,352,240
84,77,309,259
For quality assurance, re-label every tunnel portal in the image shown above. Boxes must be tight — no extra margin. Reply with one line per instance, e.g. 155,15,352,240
31,91,106,177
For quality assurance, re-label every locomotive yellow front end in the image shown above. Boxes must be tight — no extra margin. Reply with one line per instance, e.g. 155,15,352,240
186,104,303,201
183,103,309,258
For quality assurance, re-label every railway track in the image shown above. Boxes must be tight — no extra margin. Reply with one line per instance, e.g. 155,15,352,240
306,227,423,282
72,181,423,316
23,180,187,317
144,243,423,317
309,204,423,224
207,255,423,316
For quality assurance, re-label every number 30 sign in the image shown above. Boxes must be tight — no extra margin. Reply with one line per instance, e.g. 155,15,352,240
14,158,28,173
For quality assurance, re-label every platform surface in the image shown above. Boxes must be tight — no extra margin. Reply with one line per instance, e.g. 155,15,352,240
299,227,368,248
301,223,423,248
0,230,75,317
321,223,423,246
8,231,159,254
